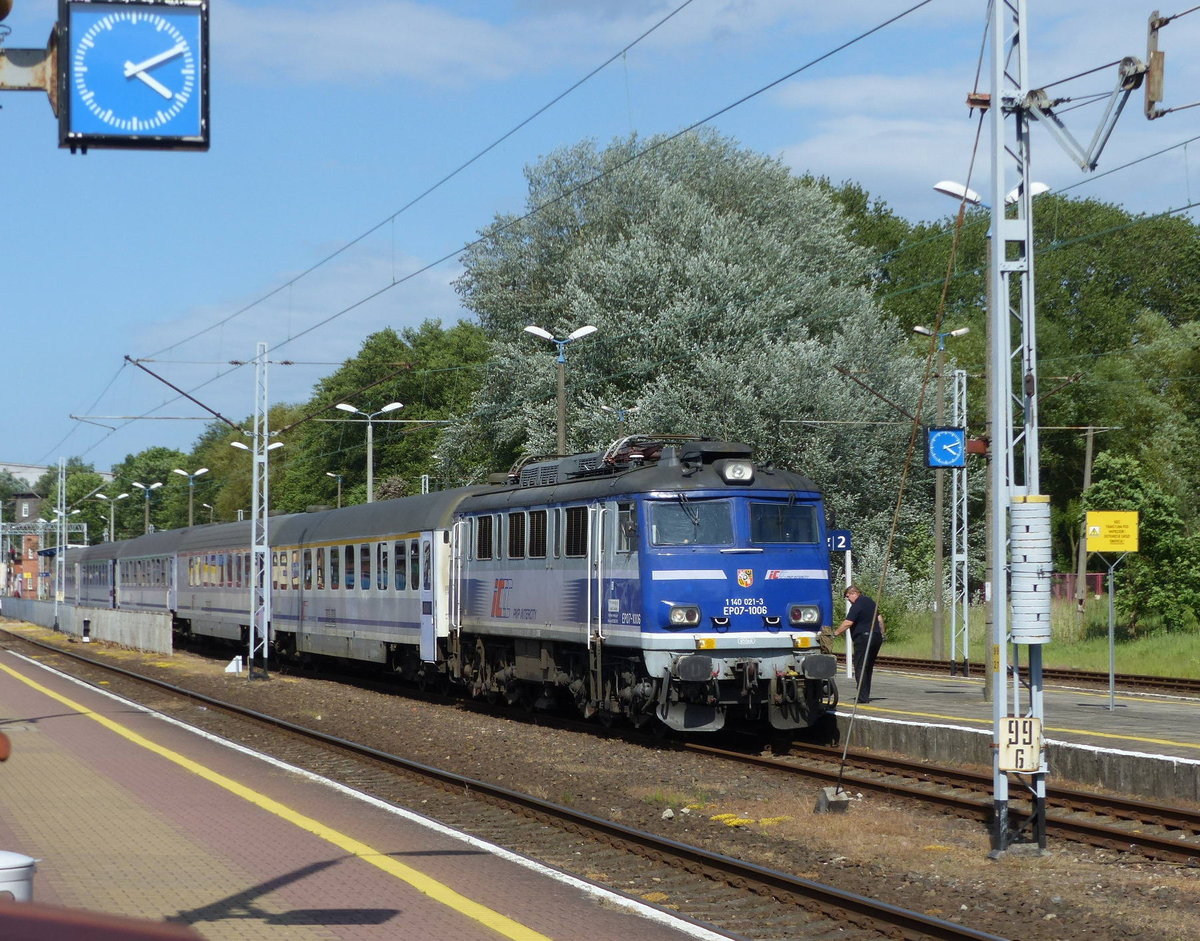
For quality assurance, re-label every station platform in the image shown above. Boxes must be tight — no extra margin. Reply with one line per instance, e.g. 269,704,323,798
831,662,1200,803
0,649,730,941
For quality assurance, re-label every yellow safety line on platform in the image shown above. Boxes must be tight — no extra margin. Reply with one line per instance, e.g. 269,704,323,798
0,661,553,941
866,703,1200,754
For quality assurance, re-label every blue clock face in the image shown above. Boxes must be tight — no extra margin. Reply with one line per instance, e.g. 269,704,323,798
63,1,207,147
927,428,967,468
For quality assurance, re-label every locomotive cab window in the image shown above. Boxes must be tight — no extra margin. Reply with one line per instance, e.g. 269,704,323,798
649,499,733,546
616,502,638,552
749,502,820,544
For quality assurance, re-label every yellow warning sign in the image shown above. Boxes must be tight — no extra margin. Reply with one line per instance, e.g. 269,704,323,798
1085,511,1139,553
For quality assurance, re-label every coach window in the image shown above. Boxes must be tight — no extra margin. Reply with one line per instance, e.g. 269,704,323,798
330,545,341,589
360,544,371,590
377,542,389,590
394,540,406,591
303,549,313,591
423,540,432,591
410,540,420,591
529,509,547,559
271,552,281,590
315,548,326,590
564,506,588,557
475,515,493,560
508,511,526,559
344,545,355,589
291,550,301,590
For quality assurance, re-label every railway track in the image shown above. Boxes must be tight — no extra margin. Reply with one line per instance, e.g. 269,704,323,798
1,630,1003,941
685,740,1200,865
875,655,1200,696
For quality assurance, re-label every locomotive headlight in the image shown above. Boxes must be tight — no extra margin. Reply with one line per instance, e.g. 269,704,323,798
715,459,754,484
669,604,702,627
788,604,820,626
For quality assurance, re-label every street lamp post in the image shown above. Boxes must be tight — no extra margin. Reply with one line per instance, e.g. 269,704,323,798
335,401,402,503
524,324,598,455
201,503,215,523
94,492,130,542
913,324,970,663
325,472,344,508
172,466,209,528
130,481,163,534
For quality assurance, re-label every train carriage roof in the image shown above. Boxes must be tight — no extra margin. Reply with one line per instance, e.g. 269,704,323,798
271,486,488,547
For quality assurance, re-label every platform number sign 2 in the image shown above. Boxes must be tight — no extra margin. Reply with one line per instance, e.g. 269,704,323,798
826,529,852,552
999,717,1042,773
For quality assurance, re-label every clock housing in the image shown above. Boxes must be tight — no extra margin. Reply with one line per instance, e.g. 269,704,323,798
58,0,209,151
926,427,967,469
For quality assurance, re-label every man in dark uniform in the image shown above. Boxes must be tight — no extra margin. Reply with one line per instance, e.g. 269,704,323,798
833,584,885,703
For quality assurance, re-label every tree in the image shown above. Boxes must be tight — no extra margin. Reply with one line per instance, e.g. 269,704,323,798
110,447,190,535
445,130,928,596
277,320,488,511
1082,452,1200,632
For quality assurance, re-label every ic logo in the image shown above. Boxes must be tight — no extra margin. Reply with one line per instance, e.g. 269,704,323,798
491,578,513,617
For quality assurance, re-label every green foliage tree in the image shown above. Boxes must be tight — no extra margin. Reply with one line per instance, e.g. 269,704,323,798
1082,452,1200,632
109,446,190,535
445,130,928,597
276,321,487,511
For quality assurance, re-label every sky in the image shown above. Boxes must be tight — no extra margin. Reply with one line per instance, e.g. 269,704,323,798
3,0,1199,480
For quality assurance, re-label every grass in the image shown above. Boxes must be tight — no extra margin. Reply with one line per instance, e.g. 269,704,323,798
883,597,1200,679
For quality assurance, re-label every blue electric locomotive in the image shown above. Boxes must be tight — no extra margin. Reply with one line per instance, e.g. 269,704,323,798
454,437,838,731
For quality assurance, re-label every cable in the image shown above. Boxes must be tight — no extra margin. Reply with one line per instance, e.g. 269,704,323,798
144,0,700,360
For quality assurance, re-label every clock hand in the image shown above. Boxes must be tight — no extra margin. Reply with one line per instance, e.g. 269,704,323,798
130,69,173,99
123,42,187,79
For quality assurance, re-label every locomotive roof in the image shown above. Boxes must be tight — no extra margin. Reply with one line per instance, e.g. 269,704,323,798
462,441,821,513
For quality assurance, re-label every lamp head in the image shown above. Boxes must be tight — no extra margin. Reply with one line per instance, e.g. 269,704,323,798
912,325,934,337
335,402,359,414
523,325,553,341
380,402,403,414
567,324,597,341
932,180,983,206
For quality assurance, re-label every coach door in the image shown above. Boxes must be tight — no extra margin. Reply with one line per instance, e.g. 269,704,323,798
419,532,437,662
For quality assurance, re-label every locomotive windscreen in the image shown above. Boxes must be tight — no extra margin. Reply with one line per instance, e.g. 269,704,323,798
749,502,820,544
